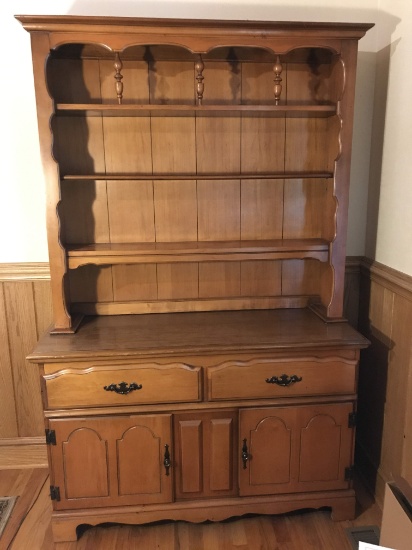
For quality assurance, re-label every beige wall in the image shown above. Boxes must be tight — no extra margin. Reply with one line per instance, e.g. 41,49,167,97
367,1,412,276
1,0,379,262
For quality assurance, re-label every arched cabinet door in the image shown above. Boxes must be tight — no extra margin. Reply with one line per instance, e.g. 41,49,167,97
239,402,354,496
48,414,172,510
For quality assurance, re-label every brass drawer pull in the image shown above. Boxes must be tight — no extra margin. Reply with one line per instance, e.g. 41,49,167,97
265,374,302,387
103,382,142,395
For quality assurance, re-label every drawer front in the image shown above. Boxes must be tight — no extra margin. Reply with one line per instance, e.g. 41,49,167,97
44,362,201,408
207,357,357,401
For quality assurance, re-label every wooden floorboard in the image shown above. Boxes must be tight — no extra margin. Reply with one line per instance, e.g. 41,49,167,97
0,468,49,550
1,469,381,550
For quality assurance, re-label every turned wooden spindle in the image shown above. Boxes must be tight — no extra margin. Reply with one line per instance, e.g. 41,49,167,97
195,54,205,105
114,52,124,104
273,56,283,105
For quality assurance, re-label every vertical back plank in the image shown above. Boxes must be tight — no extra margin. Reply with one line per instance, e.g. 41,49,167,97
283,179,328,239
152,118,196,174
282,260,322,296
103,117,152,173
108,180,155,243
47,58,101,103
157,264,199,300
196,117,240,174
69,266,114,304
198,180,240,242
240,180,283,240
154,181,198,242
61,180,110,244
241,261,282,297
199,263,241,298
52,116,106,175
149,61,194,104
112,265,158,302
203,60,241,105
241,117,285,173
241,62,277,105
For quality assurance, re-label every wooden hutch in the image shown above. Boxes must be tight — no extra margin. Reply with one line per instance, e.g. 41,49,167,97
17,15,372,543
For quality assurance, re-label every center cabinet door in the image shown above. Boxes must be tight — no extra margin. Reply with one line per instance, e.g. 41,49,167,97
173,410,238,500
48,414,173,510
239,403,354,496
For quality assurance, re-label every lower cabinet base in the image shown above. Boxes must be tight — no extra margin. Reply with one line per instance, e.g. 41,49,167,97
51,490,356,543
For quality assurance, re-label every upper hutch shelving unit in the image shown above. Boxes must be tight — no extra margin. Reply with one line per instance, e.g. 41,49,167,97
17,15,373,333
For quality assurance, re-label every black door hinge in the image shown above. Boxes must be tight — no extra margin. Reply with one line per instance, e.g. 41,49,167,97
345,466,354,481
50,486,61,501
348,412,357,428
45,429,56,445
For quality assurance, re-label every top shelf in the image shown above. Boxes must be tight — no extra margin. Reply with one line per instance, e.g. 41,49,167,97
55,103,337,118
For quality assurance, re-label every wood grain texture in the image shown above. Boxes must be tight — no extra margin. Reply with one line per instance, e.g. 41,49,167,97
28,308,369,363
3,283,44,437
0,259,367,447
0,468,49,550
44,362,201,408
0,438,48,469
0,277,52,441
0,283,18,438
357,259,412,504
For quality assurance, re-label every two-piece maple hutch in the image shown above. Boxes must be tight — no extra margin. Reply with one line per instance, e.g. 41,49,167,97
17,15,372,543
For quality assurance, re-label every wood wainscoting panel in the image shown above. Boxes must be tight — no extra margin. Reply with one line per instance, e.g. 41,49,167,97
0,283,19,438
357,259,412,505
3,282,45,437
0,265,52,444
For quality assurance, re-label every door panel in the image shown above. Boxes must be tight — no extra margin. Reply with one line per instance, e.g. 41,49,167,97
239,403,354,496
297,403,354,491
239,407,298,496
62,427,109,499
249,416,292,486
174,410,238,500
178,419,203,494
49,414,172,510
210,418,234,492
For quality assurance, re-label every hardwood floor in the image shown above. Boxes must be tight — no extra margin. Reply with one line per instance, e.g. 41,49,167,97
1,469,381,550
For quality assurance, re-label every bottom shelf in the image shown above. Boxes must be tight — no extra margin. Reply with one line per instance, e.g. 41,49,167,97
71,295,314,317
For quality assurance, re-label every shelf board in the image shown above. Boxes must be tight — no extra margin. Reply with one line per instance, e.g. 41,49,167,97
66,239,330,269
62,172,333,181
55,103,337,118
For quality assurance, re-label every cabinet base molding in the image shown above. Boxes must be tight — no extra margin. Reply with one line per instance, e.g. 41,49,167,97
51,490,356,543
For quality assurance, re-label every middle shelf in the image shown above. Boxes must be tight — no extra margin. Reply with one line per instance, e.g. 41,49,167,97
61,172,334,181
66,239,330,269
55,103,338,118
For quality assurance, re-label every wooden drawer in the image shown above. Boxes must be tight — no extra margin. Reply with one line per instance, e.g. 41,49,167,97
207,356,357,401
43,361,201,409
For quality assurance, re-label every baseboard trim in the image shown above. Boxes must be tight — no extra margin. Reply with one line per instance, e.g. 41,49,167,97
0,262,50,282
361,258,412,300
0,437,48,469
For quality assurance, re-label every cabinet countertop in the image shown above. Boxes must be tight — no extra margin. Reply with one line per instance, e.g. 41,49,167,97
28,309,370,362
